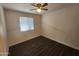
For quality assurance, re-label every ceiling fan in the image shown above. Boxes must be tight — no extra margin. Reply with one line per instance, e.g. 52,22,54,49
30,3,48,13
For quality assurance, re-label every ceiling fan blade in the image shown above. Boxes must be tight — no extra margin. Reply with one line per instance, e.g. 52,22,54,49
42,8,48,11
42,3,48,7
31,4,37,7
30,9,36,11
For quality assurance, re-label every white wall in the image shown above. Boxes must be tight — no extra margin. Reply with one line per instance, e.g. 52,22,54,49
4,4,79,51
4,9,42,46
42,5,79,50
0,6,8,55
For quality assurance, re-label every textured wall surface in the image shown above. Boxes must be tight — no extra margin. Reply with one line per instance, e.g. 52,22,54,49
4,9,41,46
42,5,79,50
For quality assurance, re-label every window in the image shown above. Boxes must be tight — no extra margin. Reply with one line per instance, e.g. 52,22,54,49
20,17,34,32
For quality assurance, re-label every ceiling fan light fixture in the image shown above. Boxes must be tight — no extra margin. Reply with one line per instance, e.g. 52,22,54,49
36,8,42,13
31,3,48,13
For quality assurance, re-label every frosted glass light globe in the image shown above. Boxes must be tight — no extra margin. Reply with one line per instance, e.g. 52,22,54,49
37,8,41,13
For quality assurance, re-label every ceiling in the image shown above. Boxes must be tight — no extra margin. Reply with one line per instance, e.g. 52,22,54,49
0,3,77,15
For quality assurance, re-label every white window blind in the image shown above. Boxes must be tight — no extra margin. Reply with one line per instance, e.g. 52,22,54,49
20,17,34,32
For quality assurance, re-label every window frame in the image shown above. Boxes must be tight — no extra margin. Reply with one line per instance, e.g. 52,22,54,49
19,16,35,32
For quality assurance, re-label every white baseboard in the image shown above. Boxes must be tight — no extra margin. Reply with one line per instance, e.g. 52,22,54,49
42,34,79,50
9,33,79,51
9,35,40,47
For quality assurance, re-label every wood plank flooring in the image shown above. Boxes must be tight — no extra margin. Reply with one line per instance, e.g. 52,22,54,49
9,36,79,56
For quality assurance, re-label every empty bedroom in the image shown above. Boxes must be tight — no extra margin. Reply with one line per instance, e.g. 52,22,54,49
0,3,79,56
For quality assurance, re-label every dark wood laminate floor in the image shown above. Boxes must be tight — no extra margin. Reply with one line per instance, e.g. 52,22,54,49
9,36,79,56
